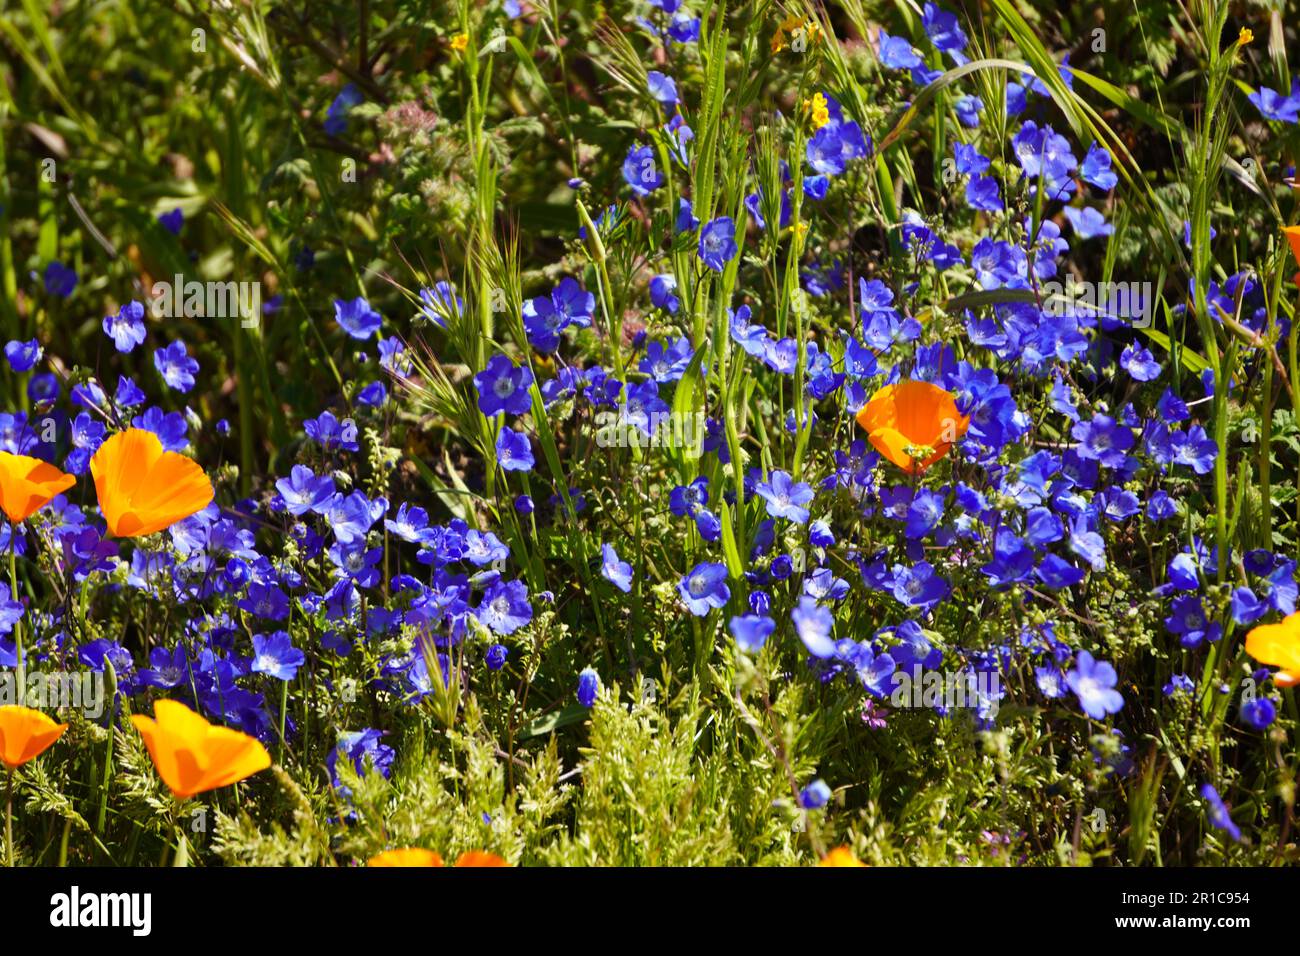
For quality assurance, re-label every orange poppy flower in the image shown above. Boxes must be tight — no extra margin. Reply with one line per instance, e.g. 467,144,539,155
129,699,271,799
818,846,868,867
1284,226,1300,286
454,850,508,867
0,452,75,524
0,705,68,769
856,380,969,474
1245,612,1300,687
368,848,445,867
89,428,214,537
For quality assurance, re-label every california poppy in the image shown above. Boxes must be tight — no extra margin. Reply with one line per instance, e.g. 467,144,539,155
129,699,271,799
368,848,445,867
818,846,868,867
0,453,75,525
0,705,68,769
856,380,969,474
1282,225,1300,285
89,428,214,537
1245,613,1300,687
453,850,508,867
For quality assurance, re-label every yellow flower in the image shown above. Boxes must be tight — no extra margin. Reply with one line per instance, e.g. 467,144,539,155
818,846,868,867
803,92,831,129
1245,612,1300,687
1238,27,1253,46
450,32,469,53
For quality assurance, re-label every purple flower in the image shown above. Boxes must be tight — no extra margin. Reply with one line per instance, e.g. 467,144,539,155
276,465,336,516
755,470,814,524
159,208,184,235
328,728,394,796
43,261,78,298
304,410,359,452
477,578,534,634
1240,697,1276,731
495,427,535,472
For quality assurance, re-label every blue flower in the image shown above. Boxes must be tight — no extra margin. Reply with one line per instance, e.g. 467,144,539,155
304,410,359,452
1080,141,1118,190
1063,205,1113,239
334,297,383,340
276,465,336,516
153,340,199,392
1199,783,1242,842
486,643,509,670
1072,414,1133,468
158,208,184,235
524,277,595,352
495,427,535,471
418,282,462,327
622,144,664,196
1240,697,1276,731
600,542,633,593
965,175,1002,211
647,70,678,105
132,406,188,452
890,561,949,610
477,578,533,634
798,779,831,810
328,728,394,796
755,470,814,524
678,561,730,616
475,355,534,417
4,339,42,372
576,667,601,708
729,614,774,652
697,217,738,272
43,261,78,297
252,631,305,681
324,490,382,544
103,301,147,353
1065,650,1123,719
324,83,364,136
1119,343,1161,381
1246,86,1300,123
649,274,679,314
878,30,922,69
792,596,835,657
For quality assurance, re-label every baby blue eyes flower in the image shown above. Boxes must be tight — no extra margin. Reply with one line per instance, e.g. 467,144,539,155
1065,650,1124,719
1063,205,1113,239
4,339,41,372
328,729,395,796
42,260,78,297
678,560,730,616
1246,86,1300,124
622,143,664,196
600,542,633,593
305,410,359,452
334,296,383,340
954,94,983,127
495,426,535,471
474,354,535,416
158,207,184,235
792,596,835,657
729,614,774,652
476,578,534,634
1199,783,1242,842
755,470,814,524
1080,141,1118,190
964,175,1002,211
798,779,831,810
877,30,922,70
647,70,678,105
697,216,738,272
324,83,364,136
1240,697,1276,731
486,643,509,670
276,465,336,516
649,274,680,314
524,277,596,352
153,339,200,392
576,667,601,708
1072,414,1133,468
1119,343,1161,381
251,630,306,681
103,300,147,353
418,281,462,327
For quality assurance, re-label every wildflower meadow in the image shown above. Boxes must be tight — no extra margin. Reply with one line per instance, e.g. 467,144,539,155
1,0,1300,899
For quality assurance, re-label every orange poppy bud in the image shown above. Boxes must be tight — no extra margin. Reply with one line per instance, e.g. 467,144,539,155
0,452,76,524
90,429,214,537
368,848,445,867
1284,226,1300,286
0,705,68,769
856,380,969,474
129,699,270,799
